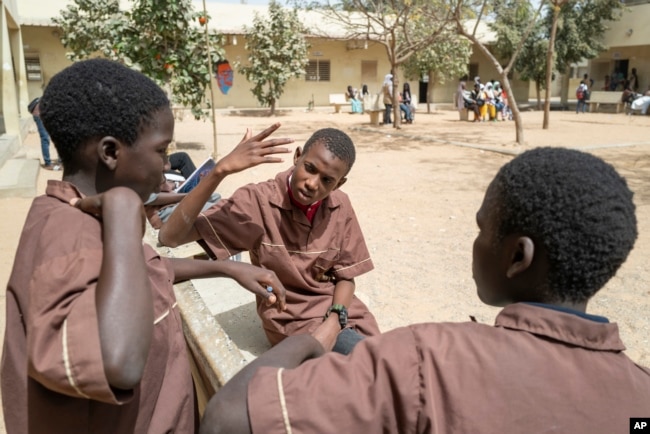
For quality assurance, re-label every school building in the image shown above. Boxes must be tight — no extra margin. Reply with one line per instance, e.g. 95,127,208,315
2,0,648,151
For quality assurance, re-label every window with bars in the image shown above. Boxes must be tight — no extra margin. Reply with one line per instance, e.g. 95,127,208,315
305,60,331,82
25,56,43,81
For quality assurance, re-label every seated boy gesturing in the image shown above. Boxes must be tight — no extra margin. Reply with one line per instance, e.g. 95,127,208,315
199,147,650,434
159,128,381,354
1,58,291,433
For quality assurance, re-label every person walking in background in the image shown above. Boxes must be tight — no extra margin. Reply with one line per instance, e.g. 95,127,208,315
382,74,393,125
576,80,589,113
27,97,60,171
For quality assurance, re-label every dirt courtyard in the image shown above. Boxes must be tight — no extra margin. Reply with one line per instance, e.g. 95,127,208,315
0,106,648,429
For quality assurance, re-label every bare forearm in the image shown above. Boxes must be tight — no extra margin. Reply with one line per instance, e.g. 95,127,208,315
200,335,325,434
332,278,355,307
158,169,227,247
96,188,153,389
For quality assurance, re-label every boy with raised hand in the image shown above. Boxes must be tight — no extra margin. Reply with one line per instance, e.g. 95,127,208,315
159,128,381,355
1,58,290,434
199,147,650,434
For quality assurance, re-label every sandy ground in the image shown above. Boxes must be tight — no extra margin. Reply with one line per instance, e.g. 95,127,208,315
1,105,649,430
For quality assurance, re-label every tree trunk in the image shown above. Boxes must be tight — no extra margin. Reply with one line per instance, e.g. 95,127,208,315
392,66,401,129
501,75,525,145
536,81,542,109
270,98,276,116
427,69,434,114
560,65,571,109
543,3,562,129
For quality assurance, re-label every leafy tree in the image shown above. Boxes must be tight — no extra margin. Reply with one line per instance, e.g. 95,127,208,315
490,0,623,127
295,0,456,128
236,1,310,116
491,0,547,109
452,0,544,144
402,28,472,113
53,0,225,119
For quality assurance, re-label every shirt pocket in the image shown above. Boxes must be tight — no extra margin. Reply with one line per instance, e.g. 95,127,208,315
312,248,340,282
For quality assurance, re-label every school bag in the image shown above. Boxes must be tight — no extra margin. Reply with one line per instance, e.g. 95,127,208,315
27,97,40,114
576,87,584,100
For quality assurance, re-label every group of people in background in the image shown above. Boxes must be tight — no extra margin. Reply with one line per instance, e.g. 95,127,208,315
346,75,416,125
457,76,512,122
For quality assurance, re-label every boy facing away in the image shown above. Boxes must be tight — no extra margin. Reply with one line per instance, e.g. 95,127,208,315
1,58,290,434
159,128,381,354
199,147,650,434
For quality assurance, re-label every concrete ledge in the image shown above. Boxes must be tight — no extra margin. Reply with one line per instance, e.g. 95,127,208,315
146,229,250,415
0,158,39,198
0,134,21,168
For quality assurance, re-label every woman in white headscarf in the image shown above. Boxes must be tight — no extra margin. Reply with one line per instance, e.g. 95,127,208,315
382,73,394,125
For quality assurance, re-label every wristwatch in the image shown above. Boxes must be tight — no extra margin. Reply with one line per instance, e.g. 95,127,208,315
325,304,348,329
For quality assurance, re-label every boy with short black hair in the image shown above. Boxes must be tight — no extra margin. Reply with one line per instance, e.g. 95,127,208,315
159,127,381,354
1,58,290,433
199,147,650,434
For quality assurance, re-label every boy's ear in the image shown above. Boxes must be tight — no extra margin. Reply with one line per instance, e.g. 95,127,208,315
293,147,302,165
335,177,347,190
506,236,535,279
97,137,120,171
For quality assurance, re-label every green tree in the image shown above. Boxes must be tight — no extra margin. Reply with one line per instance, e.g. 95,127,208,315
298,0,456,128
236,1,309,116
491,0,548,109
402,28,472,113
53,0,225,119
452,0,545,144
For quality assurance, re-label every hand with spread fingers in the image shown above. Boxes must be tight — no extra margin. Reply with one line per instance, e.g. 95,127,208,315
214,123,293,176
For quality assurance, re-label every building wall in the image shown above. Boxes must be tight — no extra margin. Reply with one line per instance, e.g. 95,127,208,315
22,25,72,99
588,3,650,93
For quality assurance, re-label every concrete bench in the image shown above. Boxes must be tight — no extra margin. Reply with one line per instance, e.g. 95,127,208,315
363,93,384,125
329,93,348,113
587,91,623,113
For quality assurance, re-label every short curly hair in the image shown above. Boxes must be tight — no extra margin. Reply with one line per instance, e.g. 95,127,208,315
492,147,637,303
303,128,356,173
39,58,170,169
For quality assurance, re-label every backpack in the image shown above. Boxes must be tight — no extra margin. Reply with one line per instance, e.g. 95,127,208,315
576,87,584,100
27,97,40,114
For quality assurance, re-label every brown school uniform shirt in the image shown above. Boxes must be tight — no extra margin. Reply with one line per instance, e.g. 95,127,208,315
1,180,196,434
194,167,380,344
248,303,650,433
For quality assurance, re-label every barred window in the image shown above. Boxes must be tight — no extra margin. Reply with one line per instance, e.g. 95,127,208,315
25,56,43,81
305,60,330,82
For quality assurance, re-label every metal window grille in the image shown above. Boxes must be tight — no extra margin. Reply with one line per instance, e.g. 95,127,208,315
305,60,331,82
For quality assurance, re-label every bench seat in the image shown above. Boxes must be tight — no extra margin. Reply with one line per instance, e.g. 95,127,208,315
587,91,623,113
329,93,348,113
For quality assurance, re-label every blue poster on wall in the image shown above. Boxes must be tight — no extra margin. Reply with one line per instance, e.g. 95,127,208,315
214,60,233,95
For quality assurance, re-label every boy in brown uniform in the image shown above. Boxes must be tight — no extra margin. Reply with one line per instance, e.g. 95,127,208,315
199,147,650,434
1,59,290,434
159,128,381,354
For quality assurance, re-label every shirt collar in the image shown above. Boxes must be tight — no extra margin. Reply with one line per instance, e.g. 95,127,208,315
495,303,625,352
286,173,321,223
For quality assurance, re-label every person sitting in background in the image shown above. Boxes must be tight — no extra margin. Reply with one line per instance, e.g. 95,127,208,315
168,151,196,179
402,82,415,121
398,93,413,124
458,81,480,122
346,85,363,114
